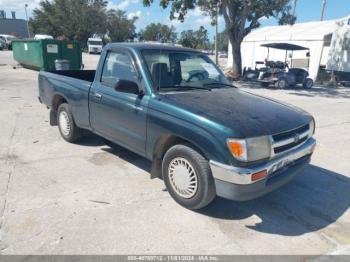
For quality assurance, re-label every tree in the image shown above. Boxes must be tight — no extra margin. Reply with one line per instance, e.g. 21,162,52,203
29,0,137,45
107,9,137,42
217,31,228,52
179,26,209,49
278,5,297,25
139,23,177,43
195,26,210,49
143,0,296,77
29,0,108,45
179,30,197,48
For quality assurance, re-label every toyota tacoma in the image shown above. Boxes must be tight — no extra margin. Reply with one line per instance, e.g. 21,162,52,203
38,43,316,209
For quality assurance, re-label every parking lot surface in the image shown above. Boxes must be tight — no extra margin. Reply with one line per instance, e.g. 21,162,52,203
0,50,350,254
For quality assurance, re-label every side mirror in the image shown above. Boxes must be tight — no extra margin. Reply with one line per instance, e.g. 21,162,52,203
114,79,140,94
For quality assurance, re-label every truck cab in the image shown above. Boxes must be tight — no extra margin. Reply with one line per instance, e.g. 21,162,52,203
87,37,103,54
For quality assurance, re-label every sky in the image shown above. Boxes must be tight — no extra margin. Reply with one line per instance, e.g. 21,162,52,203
0,0,349,40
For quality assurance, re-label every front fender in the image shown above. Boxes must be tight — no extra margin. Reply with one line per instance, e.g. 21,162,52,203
146,108,231,165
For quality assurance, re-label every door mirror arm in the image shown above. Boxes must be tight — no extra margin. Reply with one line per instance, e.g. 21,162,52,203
138,88,145,97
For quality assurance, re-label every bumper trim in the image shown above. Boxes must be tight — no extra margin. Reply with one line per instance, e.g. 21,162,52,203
210,137,316,185
214,155,310,201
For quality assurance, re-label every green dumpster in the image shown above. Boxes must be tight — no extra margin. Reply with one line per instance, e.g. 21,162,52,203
12,39,82,71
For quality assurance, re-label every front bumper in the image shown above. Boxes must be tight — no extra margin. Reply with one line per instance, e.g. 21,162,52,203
89,48,102,53
210,137,316,201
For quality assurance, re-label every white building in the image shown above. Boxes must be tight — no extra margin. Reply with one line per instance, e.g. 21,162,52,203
227,15,350,81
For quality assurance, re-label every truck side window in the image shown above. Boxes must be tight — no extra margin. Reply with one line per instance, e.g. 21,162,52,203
101,51,138,87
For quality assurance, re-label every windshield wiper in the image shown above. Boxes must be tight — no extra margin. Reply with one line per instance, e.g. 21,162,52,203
203,83,237,88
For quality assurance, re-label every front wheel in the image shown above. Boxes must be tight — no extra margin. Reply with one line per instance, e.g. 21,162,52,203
162,144,216,210
303,78,313,89
275,78,288,89
57,103,82,143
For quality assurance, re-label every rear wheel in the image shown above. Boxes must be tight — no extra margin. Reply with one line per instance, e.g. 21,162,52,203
162,144,216,210
275,78,288,89
57,103,82,143
303,78,313,89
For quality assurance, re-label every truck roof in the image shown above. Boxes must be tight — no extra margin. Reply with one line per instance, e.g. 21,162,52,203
105,42,198,52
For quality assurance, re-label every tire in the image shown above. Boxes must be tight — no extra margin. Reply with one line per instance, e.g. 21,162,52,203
303,78,313,89
57,103,82,143
162,144,216,210
275,78,288,89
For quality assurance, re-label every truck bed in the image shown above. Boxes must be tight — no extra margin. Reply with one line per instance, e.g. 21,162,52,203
47,70,96,82
38,70,96,129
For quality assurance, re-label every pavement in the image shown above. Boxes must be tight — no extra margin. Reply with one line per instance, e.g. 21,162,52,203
0,50,350,255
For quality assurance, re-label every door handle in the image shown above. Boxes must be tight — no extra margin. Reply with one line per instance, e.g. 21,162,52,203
94,93,102,99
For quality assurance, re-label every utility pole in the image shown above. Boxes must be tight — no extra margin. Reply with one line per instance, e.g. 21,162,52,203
215,1,219,65
320,0,326,21
24,4,30,38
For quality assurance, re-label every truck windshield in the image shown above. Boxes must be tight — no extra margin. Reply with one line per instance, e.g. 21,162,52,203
88,41,102,46
142,50,230,91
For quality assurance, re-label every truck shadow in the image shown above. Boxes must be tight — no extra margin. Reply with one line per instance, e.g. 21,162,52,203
197,165,350,236
101,141,152,173
80,135,349,236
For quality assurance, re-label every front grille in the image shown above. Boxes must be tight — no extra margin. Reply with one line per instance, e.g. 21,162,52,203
272,124,310,155
274,135,308,154
272,124,309,142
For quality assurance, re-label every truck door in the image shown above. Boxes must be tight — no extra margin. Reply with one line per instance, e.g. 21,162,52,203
89,50,147,156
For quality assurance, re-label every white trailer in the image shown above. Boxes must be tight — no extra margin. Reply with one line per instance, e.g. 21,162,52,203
228,15,350,82
326,17,350,83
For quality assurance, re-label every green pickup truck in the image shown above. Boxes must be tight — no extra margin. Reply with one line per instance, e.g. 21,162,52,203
38,43,316,209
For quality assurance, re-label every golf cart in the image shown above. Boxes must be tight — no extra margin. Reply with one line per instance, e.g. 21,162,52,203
256,43,314,89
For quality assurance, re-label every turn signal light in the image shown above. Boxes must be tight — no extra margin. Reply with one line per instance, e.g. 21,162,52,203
251,170,268,182
228,141,244,156
227,140,246,161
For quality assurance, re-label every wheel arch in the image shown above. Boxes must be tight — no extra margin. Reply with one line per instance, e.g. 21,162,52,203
49,93,69,126
150,133,210,179
52,93,68,111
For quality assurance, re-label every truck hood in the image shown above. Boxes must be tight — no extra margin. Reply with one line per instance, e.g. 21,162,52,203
157,88,312,138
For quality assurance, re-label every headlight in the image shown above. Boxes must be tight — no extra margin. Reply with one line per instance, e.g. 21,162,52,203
227,136,271,162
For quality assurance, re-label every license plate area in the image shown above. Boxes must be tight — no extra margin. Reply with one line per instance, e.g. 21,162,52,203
268,158,295,179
